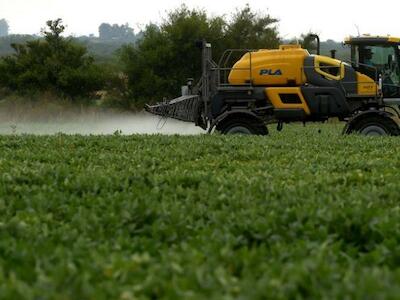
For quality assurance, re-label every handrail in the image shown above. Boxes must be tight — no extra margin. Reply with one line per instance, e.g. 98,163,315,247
216,49,256,87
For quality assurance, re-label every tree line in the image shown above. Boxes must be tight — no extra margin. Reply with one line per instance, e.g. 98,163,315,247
0,5,345,110
0,18,137,41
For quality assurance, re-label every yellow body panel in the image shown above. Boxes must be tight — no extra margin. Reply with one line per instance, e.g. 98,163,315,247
279,44,302,50
228,48,309,86
265,87,311,115
345,36,400,44
356,72,378,96
388,37,400,43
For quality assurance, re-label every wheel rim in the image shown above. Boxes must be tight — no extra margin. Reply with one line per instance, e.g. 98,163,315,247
360,125,388,136
225,126,252,135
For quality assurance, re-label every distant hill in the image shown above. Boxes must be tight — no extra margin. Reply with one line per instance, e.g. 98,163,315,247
0,35,38,56
73,34,143,62
320,39,351,62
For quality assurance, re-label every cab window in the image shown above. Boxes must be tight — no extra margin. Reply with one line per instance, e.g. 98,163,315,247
360,46,396,67
358,45,399,85
319,62,340,77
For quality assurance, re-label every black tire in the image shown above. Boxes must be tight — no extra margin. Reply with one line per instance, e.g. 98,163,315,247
346,115,400,136
216,117,268,135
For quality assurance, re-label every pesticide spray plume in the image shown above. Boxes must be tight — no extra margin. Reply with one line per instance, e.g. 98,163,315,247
0,112,205,135
0,98,204,135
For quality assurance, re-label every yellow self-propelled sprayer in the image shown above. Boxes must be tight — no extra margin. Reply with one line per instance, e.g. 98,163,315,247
146,35,400,135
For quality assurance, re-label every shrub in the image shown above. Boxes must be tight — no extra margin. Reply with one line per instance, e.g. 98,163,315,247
0,19,106,98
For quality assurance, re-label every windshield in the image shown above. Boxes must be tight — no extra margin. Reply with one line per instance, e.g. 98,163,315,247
359,45,400,86
363,46,394,64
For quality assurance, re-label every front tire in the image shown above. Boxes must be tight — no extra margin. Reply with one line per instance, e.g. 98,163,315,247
345,115,400,136
217,117,268,135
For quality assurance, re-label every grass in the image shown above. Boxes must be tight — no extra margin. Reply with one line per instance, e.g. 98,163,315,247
1,125,400,299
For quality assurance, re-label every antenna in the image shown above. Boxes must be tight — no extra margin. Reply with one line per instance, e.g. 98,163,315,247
354,24,360,36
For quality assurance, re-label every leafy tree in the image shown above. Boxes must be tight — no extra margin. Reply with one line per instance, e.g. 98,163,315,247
99,23,135,41
119,6,226,108
0,19,9,37
224,5,279,50
99,23,111,39
0,19,105,97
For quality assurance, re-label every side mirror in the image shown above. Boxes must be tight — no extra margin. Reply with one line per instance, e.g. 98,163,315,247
306,34,321,55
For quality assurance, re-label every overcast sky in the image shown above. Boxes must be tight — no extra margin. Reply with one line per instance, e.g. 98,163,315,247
1,0,399,41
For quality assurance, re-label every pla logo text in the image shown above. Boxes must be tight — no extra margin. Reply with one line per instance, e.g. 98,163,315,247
260,69,282,76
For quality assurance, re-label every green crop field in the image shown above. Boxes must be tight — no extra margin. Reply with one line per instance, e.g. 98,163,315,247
1,125,400,299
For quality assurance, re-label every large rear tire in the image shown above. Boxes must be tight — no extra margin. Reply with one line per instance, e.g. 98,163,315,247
217,117,268,135
345,115,400,136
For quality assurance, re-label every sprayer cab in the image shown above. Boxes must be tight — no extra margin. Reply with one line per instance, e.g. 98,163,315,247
345,36,400,98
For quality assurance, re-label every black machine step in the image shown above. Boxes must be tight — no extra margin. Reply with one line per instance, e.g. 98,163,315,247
274,109,306,121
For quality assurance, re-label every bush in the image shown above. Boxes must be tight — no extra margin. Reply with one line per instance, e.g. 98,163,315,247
0,19,106,98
